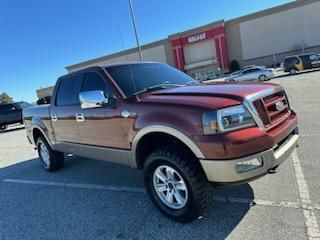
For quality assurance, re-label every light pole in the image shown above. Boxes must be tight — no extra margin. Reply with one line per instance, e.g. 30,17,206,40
129,0,143,61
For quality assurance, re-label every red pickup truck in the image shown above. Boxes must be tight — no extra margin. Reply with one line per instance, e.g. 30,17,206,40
23,62,299,222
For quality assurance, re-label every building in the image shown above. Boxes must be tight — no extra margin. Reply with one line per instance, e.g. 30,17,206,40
38,0,320,99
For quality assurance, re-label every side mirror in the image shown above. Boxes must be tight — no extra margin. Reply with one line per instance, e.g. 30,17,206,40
79,91,108,109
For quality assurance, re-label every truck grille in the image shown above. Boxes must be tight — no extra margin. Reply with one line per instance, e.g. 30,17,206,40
253,90,291,130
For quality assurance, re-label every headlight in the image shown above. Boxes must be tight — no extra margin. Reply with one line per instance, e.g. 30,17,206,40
202,105,256,135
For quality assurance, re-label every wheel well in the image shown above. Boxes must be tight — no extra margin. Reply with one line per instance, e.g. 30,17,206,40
135,132,197,169
33,128,44,144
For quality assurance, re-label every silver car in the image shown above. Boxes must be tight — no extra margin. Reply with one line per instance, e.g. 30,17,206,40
225,67,275,82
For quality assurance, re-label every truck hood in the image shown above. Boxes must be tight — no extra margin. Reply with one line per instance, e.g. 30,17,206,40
138,82,281,110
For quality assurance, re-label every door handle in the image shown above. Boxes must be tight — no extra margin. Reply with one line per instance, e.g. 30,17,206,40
76,113,85,122
51,114,58,121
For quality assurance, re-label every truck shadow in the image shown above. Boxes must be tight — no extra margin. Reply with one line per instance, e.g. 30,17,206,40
0,156,254,240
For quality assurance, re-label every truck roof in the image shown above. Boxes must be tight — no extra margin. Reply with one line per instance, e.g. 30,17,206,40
62,61,161,78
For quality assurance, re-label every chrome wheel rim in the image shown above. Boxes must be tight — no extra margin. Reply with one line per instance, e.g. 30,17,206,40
153,165,188,209
39,142,50,167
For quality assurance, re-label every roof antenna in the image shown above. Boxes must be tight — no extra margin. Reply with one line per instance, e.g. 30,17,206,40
129,0,143,62
117,24,138,98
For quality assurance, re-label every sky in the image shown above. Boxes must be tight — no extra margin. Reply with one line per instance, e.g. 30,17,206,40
0,0,292,103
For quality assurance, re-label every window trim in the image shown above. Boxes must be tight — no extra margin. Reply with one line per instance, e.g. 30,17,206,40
81,70,116,98
54,73,84,107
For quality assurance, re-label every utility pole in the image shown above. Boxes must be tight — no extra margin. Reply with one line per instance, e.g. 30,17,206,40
129,0,143,61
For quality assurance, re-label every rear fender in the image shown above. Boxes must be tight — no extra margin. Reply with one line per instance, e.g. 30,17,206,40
31,117,53,147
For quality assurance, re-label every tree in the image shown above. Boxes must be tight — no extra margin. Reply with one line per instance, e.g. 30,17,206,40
0,92,13,104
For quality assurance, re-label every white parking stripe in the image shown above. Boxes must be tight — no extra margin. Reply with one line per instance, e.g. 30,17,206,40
3,178,320,211
3,179,145,193
292,150,320,239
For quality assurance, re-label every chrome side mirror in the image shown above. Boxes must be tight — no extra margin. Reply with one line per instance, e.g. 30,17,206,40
79,91,108,109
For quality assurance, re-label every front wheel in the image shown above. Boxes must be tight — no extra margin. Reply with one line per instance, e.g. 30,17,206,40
36,137,64,172
144,147,210,222
0,125,7,131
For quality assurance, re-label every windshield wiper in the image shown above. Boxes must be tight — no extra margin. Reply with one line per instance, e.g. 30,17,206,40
134,83,183,96
185,80,200,85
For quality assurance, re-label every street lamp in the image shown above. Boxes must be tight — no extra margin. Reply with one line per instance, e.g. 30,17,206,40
129,0,143,61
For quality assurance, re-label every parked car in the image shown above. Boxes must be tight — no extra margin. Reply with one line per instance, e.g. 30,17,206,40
225,66,275,82
0,102,32,130
23,62,299,222
284,53,320,74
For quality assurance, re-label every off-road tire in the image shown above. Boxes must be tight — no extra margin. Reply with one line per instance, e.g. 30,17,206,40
36,137,64,172
143,146,210,222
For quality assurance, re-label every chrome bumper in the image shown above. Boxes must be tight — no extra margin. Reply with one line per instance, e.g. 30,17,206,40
200,129,299,183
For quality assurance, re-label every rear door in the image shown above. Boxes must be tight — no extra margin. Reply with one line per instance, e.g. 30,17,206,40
51,74,83,144
77,70,126,149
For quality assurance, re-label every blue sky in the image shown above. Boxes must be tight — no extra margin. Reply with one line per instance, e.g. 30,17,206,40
0,0,292,102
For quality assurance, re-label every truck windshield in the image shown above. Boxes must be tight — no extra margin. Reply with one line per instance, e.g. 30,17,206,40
105,63,198,97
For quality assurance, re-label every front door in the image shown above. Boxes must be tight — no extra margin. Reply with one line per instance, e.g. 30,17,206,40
77,70,126,149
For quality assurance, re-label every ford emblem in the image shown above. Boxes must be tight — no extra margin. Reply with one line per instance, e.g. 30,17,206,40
275,101,285,111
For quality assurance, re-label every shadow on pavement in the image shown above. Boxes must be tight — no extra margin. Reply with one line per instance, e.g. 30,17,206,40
0,125,25,134
0,156,254,240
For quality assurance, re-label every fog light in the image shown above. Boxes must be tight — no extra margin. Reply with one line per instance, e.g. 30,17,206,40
236,158,263,173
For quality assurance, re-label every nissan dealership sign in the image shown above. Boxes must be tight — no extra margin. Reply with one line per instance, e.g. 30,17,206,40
188,32,206,43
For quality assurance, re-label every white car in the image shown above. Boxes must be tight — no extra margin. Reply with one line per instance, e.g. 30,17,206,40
225,67,275,82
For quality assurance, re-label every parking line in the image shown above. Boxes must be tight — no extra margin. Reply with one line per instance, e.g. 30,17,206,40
3,178,145,193
3,178,320,211
292,150,320,239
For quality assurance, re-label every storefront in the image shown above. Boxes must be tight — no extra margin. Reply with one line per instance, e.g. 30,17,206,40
170,23,229,81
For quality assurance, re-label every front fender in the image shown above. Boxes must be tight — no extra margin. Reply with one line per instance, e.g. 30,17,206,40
129,125,205,168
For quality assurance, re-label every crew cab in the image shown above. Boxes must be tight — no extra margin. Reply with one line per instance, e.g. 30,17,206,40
0,102,31,130
23,62,299,222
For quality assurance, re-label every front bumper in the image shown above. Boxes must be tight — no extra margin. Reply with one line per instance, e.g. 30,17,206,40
200,127,299,183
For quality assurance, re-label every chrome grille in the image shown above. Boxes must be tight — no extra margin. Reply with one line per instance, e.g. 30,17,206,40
253,90,291,130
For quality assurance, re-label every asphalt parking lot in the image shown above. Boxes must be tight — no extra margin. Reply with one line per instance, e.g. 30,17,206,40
0,71,320,240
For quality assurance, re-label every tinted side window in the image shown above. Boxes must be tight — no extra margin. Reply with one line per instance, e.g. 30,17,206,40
56,75,82,106
285,57,299,65
82,72,115,97
309,55,319,61
0,104,15,113
242,70,251,74
300,55,309,63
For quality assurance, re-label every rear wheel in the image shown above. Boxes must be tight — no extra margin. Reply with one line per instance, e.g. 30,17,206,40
0,125,7,131
36,137,64,172
143,146,210,222
258,74,268,81
290,68,297,75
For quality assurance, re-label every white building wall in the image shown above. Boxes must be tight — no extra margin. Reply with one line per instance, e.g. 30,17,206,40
70,45,168,72
183,39,216,65
240,1,320,60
